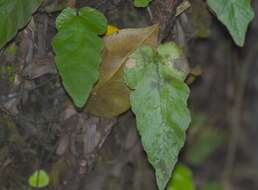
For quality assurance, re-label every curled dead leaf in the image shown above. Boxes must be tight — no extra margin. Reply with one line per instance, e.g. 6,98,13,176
86,24,159,117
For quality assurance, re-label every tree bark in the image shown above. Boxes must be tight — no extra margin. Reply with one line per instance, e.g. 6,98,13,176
151,0,182,41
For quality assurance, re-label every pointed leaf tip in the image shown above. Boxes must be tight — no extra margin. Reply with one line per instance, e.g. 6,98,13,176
53,7,107,108
207,0,254,46
124,43,191,190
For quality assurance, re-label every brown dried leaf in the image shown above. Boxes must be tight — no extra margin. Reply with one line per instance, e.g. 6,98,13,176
86,24,159,117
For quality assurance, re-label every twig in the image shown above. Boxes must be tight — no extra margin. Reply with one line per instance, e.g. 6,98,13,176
0,159,13,174
175,0,191,17
151,0,182,41
223,45,258,189
147,7,153,21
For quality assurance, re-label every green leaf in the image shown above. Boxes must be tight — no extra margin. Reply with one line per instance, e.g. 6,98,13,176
52,7,107,108
56,7,76,31
207,0,254,46
124,43,191,190
134,0,152,8
0,0,42,48
203,181,224,190
56,7,107,34
28,169,49,188
187,126,225,166
167,164,195,190
79,7,108,34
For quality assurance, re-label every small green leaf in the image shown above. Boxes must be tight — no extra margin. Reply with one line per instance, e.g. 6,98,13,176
28,169,49,188
187,127,225,166
167,164,195,190
6,43,17,55
134,0,152,8
124,43,191,190
203,181,224,190
52,7,107,107
0,0,42,48
207,0,254,46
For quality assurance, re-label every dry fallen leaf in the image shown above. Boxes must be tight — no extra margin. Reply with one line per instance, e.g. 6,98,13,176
86,24,159,117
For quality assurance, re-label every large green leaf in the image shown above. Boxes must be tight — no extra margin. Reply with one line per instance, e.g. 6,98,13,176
0,0,42,48
52,7,107,107
207,0,254,46
124,43,191,190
